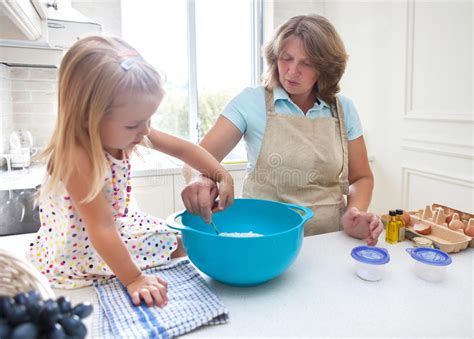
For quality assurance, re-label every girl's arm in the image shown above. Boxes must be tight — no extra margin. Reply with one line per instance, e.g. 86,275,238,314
146,127,235,216
65,146,167,306
180,117,243,220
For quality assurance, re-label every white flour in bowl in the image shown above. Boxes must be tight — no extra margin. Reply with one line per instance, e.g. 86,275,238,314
219,232,263,237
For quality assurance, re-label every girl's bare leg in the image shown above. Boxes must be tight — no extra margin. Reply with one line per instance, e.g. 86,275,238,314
171,235,187,258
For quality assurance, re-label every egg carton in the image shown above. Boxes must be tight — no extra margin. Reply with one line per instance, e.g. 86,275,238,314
432,203,474,248
406,203,473,253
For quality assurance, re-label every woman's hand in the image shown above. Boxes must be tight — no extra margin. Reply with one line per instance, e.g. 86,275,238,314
341,207,383,246
126,273,169,307
181,173,234,223
181,175,218,223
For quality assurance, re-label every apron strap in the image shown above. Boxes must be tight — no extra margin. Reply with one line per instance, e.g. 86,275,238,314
264,88,277,116
334,97,350,195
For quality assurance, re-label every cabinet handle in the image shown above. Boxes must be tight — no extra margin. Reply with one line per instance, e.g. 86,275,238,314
48,22,65,29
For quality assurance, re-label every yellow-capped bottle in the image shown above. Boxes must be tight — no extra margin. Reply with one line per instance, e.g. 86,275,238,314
385,210,399,244
396,209,406,242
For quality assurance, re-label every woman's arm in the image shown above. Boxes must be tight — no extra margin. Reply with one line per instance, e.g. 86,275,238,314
199,116,244,162
342,136,382,245
179,116,243,221
146,125,236,184
346,136,374,211
146,122,238,214
183,116,243,181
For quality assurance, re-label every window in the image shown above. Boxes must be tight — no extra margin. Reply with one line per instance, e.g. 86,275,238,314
121,0,262,162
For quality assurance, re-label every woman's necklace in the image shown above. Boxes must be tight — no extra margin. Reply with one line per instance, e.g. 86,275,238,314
106,152,131,218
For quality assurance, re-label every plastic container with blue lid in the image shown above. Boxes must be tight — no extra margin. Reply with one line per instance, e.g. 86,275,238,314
351,246,390,281
406,247,452,282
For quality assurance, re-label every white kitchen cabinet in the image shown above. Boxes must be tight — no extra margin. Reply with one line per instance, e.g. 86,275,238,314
0,0,45,41
0,0,101,66
131,175,174,220
173,175,186,212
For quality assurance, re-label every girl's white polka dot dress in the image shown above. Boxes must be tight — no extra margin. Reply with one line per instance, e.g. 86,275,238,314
28,153,178,288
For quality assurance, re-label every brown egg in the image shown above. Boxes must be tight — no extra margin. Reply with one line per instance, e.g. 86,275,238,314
446,213,459,224
464,224,474,237
414,223,432,235
448,219,465,231
401,212,411,226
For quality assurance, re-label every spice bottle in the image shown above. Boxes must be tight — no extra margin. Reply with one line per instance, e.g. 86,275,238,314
385,210,399,244
396,209,406,242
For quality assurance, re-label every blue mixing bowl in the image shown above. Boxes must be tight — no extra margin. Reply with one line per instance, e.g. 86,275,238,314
166,198,313,286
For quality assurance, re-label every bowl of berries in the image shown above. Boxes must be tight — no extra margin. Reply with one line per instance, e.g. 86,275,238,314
0,249,93,338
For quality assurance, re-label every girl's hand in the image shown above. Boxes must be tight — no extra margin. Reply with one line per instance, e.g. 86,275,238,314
126,273,169,307
216,172,234,214
341,207,383,246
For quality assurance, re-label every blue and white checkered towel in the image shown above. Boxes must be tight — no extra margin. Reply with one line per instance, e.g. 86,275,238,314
94,259,229,338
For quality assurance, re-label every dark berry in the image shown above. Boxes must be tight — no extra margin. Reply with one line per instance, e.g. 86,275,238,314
38,300,60,329
7,304,30,326
0,319,10,338
9,322,38,339
72,302,93,319
0,296,14,318
26,290,40,306
45,322,67,339
59,314,87,338
56,296,72,314
13,292,28,306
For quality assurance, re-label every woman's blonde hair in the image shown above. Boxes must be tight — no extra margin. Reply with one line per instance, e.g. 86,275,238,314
40,36,164,202
262,14,348,105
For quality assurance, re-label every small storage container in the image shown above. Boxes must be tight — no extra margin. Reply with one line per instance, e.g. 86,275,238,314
351,246,390,281
406,247,452,282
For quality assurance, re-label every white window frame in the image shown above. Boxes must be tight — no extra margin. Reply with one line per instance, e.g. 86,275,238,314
186,0,263,143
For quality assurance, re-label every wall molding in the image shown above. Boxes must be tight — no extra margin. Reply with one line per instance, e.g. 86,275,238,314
404,0,473,123
401,138,474,159
404,113,474,122
401,167,474,210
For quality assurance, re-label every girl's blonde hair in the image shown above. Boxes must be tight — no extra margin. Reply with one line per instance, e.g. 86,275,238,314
262,14,348,105
40,36,164,202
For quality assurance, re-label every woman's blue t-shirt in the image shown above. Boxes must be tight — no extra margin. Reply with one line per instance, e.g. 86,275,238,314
221,86,363,171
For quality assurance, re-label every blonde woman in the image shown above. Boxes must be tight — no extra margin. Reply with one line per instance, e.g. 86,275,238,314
28,36,234,307
182,14,383,244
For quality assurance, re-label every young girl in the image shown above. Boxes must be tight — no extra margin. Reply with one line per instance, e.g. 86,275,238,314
27,36,234,307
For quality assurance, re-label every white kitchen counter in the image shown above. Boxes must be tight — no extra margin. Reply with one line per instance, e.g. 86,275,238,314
0,231,472,338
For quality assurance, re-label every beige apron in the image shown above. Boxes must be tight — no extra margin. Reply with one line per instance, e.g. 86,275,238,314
242,88,349,236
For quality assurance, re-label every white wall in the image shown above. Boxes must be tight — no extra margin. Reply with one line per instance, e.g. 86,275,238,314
324,1,409,214
0,66,58,161
9,67,58,148
0,64,13,159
